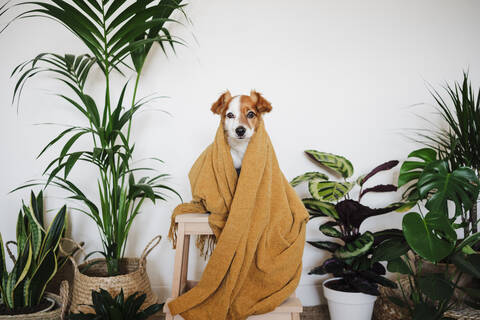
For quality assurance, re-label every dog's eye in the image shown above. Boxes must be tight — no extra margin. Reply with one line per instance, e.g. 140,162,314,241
247,111,256,119
226,112,235,119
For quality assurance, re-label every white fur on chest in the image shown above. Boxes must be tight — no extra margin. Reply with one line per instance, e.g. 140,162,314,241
227,136,250,169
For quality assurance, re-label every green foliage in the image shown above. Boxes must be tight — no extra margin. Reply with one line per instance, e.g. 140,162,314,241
304,150,354,178
4,0,186,275
0,191,67,310
397,145,480,315
292,151,403,295
334,231,374,259
418,161,479,216
68,288,162,320
416,73,480,234
308,180,354,201
402,212,456,262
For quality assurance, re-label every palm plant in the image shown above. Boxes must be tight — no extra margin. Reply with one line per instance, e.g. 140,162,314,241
0,191,67,310
417,72,480,235
3,0,186,275
68,289,162,320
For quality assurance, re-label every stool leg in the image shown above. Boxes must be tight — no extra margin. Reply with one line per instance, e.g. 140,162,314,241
179,234,190,294
291,313,300,320
171,222,187,298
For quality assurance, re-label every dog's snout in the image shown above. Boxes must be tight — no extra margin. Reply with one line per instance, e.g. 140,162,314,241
235,126,246,137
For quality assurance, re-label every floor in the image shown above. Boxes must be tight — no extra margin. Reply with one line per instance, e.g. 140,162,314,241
151,305,330,319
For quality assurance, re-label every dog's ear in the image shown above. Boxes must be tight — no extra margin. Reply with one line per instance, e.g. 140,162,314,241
250,90,272,113
211,90,232,114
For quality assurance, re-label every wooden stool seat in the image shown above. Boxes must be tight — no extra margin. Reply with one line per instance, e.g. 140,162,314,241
164,213,302,320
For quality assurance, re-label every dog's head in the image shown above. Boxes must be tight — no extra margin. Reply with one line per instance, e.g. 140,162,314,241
211,90,272,140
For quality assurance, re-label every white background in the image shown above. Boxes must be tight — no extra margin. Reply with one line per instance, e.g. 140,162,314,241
1,0,480,306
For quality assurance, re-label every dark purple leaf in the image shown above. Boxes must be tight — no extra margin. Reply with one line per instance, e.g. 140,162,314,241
349,277,380,296
336,199,399,229
360,160,399,186
372,262,386,275
359,270,397,289
359,184,398,200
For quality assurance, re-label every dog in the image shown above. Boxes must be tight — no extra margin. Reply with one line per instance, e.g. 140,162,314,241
211,90,272,171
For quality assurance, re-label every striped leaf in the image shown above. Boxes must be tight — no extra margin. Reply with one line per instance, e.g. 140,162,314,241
23,205,43,261
309,180,354,202
0,233,6,302
319,221,342,238
290,171,328,187
335,231,374,259
305,150,354,178
16,210,27,253
25,249,57,305
302,198,338,219
307,240,341,253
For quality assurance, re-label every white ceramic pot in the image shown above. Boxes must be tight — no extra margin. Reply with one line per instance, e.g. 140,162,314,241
323,277,377,320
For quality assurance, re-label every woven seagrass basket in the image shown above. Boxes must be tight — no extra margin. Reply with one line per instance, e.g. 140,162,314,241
0,281,69,320
444,305,480,320
373,276,480,320
69,236,161,314
373,277,410,320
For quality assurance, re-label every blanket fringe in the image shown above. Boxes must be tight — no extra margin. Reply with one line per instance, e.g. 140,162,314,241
168,202,216,257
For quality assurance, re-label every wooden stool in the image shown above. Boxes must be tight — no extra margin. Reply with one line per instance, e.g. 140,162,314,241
164,213,302,320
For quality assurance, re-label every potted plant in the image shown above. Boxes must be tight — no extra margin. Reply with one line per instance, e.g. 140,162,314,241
382,147,480,319
0,191,68,319
69,288,162,320
291,150,407,320
417,72,480,236
2,0,187,312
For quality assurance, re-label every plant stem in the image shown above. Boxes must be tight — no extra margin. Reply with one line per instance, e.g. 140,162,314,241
470,197,478,234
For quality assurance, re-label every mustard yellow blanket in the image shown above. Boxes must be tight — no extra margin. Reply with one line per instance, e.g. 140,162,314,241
168,119,308,320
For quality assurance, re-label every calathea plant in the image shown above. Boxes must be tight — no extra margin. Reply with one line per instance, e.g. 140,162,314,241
390,147,480,316
68,288,162,320
291,151,407,295
0,191,67,311
3,0,186,275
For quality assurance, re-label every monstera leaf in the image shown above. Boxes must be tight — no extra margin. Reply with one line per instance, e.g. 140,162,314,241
402,211,456,262
398,148,437,200
418,160,479,216
334,232,374,259
305,150,354,178
290,171,328,187
309,180,354,201
302,198,338,219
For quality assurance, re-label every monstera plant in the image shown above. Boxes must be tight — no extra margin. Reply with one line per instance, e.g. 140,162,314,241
388,147,480,318
291,151,406,296
0,191,67,312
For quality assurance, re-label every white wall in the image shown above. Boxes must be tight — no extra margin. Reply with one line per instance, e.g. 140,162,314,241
1,0,480,306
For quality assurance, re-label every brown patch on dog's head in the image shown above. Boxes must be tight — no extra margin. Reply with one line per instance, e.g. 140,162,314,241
211,90,232,115
250,90,272,114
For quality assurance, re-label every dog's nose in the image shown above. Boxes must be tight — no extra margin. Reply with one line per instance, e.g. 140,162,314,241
235,126,246,137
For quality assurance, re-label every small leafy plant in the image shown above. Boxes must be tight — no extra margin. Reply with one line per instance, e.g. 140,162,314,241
69,289,162,320
0,191,67,311
291,151,405,295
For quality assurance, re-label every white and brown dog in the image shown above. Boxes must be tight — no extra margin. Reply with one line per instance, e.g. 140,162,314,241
211,90,272,171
